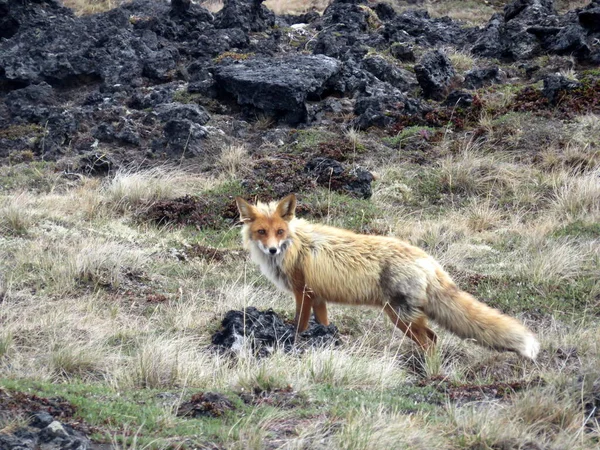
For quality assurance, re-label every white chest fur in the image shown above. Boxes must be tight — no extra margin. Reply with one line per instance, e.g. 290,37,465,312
249,242,292,292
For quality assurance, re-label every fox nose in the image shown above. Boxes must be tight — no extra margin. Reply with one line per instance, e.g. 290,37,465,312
269,247,277,254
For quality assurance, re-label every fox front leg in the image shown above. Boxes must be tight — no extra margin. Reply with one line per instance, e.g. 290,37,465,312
293,289,313,333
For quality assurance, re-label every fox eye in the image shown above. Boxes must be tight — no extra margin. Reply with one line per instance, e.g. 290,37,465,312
277,229,285,235
257,229,266,235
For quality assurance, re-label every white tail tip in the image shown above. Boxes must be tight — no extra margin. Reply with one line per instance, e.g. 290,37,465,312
521,334,540,360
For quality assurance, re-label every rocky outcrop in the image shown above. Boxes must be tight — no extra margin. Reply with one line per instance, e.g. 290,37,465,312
305,157,374,199
415,50,457,101
0,412,90,450
211,307,339,357
361,55,417,92
472,0,600,62
214,55,342,124
214,0,275,32
542,74,581,104
383,9,478,47
463,67,506,89
0,0,598,165
353,80,423,129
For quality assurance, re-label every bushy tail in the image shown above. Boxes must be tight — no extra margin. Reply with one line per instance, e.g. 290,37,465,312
425,271,540,360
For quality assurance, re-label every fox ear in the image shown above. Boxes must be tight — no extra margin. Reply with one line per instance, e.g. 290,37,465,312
235,197,256,223
276,194,296,221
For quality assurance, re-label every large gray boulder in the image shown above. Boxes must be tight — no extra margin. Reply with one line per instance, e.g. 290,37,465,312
214,55,342,124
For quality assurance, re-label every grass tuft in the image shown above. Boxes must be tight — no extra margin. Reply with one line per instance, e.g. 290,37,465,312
103,167,192,213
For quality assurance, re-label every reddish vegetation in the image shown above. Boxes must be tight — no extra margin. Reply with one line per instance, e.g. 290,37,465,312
392,95,485,132
177,392,236,418
0,390,77,420
315,139,356,162
245,156,316,201
144,195,239,229
239,385,306,409
512,78,600,118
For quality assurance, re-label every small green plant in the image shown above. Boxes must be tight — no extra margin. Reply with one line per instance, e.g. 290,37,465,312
0,124,43,141
383,126,436,149
173,89,202,104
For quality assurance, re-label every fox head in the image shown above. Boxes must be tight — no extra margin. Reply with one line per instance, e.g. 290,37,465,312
235,194,296,256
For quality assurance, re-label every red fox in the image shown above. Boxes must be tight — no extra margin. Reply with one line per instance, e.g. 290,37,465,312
235,194,540,359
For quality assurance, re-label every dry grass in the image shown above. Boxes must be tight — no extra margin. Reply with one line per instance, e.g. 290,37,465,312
62,0,123,15
218,144,248,177
1,134,599,448
264,0,330,15
552,169,600,220
103,166,193,213
393,0,498,25
445,48,477,73
0,195,33,236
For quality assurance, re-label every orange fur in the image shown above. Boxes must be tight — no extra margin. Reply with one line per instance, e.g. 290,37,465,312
235,194,540,359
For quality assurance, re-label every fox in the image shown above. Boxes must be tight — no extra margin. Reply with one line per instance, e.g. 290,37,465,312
235,194,540,360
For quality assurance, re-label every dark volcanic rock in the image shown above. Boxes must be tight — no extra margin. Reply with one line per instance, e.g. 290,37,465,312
128,84,180,110
383,9,477,47
0,420,91,450
0,390,89,450
472,0,600,62
390,43,415,62
542,74,581,104
472,0,555,60
463,66,505,89
579,7,600,31
414,50,456,101
443,90,474,107
353,80,423,129
160,119,208,157
4,83,56,122
211,307,340,357
305,157,374,199
280,11,320,25
373,2,396,21
320,0,372,34
155,102,211,125
214,55,342,124
312,0,385,60
195,28,249,58
0,1,182,88
214,0,275,32
361,55,416,92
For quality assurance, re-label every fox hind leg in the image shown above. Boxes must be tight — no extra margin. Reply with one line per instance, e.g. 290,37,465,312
383,304,437,351
312,299,329,326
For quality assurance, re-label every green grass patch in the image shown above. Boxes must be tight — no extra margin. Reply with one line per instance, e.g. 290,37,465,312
0,378,252,448
383,126,437,149
302,190,383,232
0,376,442,448
291,129,338,152
0,162,62,193
0,124,44,141
410,168,445,206
172,89,203,105
471,276,599,317
312,384,443,415
552,220,600,239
